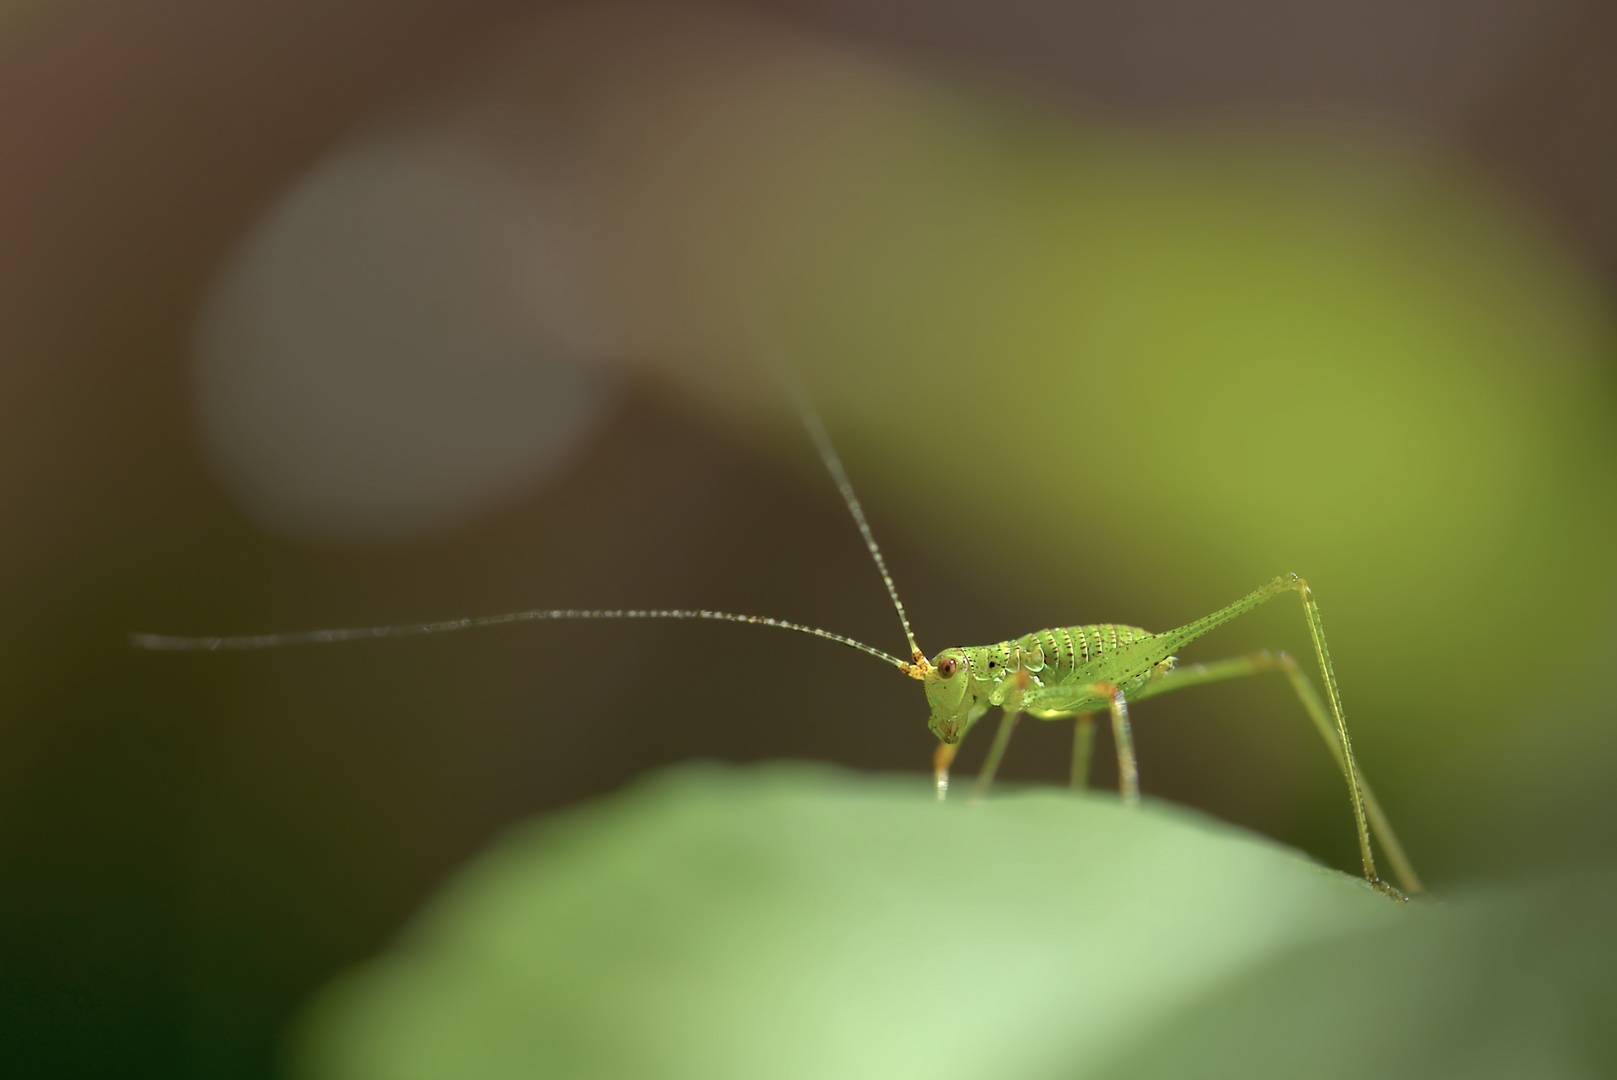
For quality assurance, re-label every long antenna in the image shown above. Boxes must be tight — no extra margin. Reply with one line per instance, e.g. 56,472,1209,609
751,332,927,672
130,608,910,669
135,277,931,679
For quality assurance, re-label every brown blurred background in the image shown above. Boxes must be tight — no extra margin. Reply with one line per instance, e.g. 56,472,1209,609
1,1,1614,1076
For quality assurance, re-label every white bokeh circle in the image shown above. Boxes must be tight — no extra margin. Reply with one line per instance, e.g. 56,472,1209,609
192,127,609,542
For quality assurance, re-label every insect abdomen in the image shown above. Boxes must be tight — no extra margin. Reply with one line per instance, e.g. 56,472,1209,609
967,623,1157,686
1022,624,1155,681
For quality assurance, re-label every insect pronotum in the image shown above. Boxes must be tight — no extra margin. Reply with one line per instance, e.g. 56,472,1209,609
132,362,1423,899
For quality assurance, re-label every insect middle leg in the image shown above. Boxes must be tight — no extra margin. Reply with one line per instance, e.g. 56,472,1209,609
1132,650,1422,895
1103,685,1140,805
968,707,1113,802
1069,713,1098,790
1044,686,1139,803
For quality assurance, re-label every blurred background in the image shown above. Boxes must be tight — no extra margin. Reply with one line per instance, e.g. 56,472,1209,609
1,0,1614,1075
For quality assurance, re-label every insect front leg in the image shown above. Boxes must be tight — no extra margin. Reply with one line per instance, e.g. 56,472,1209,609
969,708,1021,803
933,742,956,800
932,702,989,801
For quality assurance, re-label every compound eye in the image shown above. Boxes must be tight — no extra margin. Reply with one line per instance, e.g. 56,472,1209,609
937,657,958,679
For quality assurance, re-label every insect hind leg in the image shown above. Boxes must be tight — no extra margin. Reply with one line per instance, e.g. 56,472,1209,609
1147,577,1390,895
1133,650,1421,896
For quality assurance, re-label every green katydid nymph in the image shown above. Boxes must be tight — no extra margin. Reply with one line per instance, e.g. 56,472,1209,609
132,374,1422,900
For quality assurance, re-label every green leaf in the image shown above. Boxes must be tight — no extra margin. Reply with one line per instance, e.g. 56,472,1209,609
1087,869,1617,1080
292,764,1401,1080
